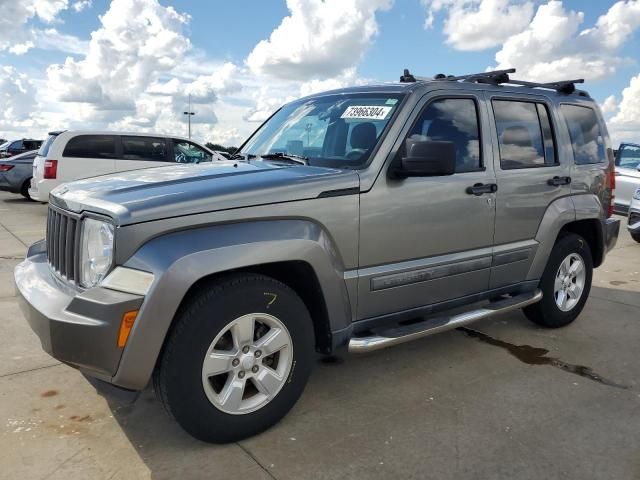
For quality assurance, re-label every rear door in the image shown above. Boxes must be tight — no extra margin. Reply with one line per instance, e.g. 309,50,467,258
60,135,117,181
487,95,570,288
116,136,171,172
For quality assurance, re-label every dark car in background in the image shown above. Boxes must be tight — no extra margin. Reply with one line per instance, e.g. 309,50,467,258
0,139,43,159
0,150,37,199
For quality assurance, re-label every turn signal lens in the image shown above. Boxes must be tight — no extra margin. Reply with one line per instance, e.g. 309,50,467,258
117,310,138,348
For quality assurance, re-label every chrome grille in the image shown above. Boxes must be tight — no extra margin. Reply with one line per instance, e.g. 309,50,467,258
46,206,80,282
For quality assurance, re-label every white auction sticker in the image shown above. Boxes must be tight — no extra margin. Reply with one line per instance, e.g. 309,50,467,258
341,105,392,120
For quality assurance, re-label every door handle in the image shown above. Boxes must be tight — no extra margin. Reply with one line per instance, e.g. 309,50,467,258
547,176,572,186
466,183,498,196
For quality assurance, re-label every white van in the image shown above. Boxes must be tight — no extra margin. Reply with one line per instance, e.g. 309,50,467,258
30,131,227,202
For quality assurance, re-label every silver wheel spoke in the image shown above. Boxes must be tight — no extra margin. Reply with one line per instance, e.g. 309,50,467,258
569,260,584,276
255,327,288,356
253,368,283,397
203,351,235,377
554,275,564,292
231,315,255,348
567,284,579,299
219,376,245,411
557,289,567,309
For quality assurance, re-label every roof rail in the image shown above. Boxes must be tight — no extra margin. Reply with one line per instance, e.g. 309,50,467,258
400,67,587,95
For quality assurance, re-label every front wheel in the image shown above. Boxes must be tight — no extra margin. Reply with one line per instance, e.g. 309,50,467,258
154,273,315,443
631,232,640,244
523,233,593,328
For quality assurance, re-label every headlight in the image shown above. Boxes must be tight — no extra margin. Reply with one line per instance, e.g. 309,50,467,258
633,187,640,201
80,218,114,287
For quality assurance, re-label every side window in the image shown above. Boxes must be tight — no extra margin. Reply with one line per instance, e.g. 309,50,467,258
122,136,168,161
9,140,23,151
560,104,605,165
173,140,212,163
408,98,482,173
617,144,640,170
492,100,557,169
63,135,118,159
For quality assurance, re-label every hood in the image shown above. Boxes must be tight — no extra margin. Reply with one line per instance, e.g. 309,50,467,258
50,160,360,225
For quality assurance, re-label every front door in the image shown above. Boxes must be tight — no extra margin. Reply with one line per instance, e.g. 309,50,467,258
357,93,497,320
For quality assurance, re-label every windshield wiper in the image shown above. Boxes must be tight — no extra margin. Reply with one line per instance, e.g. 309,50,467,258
259,152,308,165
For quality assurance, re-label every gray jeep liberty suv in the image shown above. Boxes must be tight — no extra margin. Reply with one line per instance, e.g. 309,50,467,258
15,68,620,443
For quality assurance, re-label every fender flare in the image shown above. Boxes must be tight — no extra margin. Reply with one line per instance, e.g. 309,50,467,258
112,219,352,390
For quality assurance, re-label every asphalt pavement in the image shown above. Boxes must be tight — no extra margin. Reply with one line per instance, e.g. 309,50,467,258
1,191,639,480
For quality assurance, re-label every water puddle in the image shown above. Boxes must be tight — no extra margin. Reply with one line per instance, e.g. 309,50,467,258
458,327,630,390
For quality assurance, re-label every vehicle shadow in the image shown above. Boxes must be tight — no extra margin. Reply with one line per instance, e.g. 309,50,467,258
104,285,640,479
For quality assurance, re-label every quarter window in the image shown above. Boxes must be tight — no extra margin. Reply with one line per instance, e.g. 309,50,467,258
560,104,605,165
122,136,168,161
492,100,557,169
63,135,118,159
617,144,640,170
408,98,482,173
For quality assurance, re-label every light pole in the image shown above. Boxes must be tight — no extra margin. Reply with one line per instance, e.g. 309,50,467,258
183,94,195,139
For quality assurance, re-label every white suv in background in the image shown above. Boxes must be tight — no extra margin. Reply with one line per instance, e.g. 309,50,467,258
30,131,227,202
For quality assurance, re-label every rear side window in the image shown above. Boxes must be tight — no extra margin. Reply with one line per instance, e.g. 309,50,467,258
63,135,118,159
38,135,58,157
492,100,557,169
560,104,604,165
408,98,482,173
122,136,168,161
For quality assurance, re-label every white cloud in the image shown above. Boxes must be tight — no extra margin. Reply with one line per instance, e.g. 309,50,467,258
32,28,89,54
600,95,618,115
0,0,69,52
246,0,392,80
493,0,640,82
0,65,44,137
422,0,534,51
608,74,640,145
9,42,35,55
72,0,91,12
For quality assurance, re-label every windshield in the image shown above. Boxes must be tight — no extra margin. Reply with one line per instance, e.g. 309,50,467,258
240,93,404,168
618,144,640,169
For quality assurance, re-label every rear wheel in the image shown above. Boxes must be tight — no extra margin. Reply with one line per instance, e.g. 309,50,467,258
154,273,315,443
523,233,593,328
632,232,640,244
20,179,33,200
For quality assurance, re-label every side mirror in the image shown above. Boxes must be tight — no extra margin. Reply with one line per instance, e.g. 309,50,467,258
392,140,456,178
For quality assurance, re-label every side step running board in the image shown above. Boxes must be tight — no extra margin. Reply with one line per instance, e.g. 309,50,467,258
349,289,542,353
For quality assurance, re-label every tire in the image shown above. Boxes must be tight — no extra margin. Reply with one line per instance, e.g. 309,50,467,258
21,179,33,200
632,232,640,244
154,273,315,443
523,233,593,328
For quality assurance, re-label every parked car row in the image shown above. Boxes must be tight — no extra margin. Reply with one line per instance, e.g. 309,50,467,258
0,138,42,158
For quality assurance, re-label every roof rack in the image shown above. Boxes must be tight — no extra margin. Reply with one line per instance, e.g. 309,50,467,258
400,67,587,96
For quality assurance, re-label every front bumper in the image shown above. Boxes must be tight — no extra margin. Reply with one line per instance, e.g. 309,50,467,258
14,240,144,382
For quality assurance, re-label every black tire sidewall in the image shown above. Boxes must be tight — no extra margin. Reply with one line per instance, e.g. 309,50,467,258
531,233,593,327
159,275,314,443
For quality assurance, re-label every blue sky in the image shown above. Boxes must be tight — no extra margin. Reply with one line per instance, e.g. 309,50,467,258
1,0,639,145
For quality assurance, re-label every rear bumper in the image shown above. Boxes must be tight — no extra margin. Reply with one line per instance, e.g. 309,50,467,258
14,240,144,382
603,217,620,254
